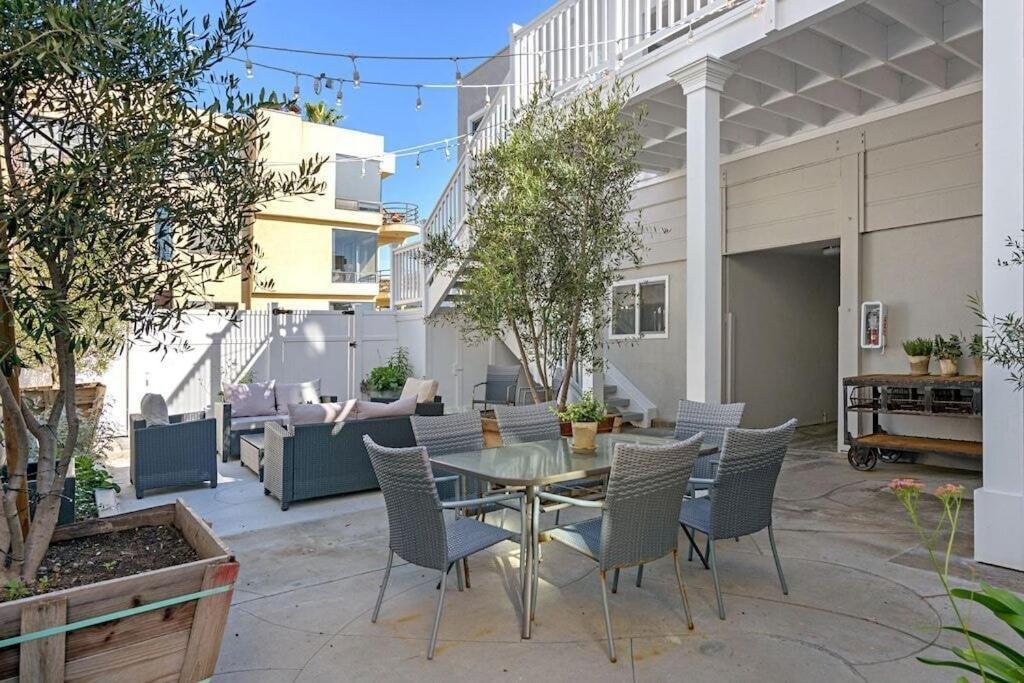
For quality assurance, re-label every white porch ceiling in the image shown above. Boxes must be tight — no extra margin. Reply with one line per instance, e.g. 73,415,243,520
631,0,983,173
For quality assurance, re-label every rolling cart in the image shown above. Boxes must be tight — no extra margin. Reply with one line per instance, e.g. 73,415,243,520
842,374,982,471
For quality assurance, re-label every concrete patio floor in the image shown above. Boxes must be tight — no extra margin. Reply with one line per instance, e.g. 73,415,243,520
105,425,1021,681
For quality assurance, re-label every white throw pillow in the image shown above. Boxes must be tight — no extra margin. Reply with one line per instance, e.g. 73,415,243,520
223,380,276,418
289,400,356,426
353,396,417,421
274,379,322,415
140,393,170,426
400,377,438,403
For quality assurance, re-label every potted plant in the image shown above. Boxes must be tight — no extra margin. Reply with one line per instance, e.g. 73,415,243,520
933,334,964,376
902,338,934,375
363,347,413,401
555,392,607,452
969,332,984,376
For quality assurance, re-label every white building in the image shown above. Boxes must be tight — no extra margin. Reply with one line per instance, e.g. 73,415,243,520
389,0,1024,572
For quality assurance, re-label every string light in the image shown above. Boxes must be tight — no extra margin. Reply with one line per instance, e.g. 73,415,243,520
752,0,765,16
484,86,491,105
325,76,334,90
688,23,696,43
350,55,360,88
313,73,323,94
453,58,463,86
292,72,300,100
244,49,254,78
335,82,343,107
444,139,451,161
415,152,421,169
415,85,422,111
360,159,366,177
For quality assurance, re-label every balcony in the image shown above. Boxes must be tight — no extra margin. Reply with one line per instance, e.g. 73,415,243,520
378,202,421,245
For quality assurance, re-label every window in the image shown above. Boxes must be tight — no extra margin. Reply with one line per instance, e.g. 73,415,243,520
335,154,381,212
609,277,668,339
154,209,173,261
332,229,378,283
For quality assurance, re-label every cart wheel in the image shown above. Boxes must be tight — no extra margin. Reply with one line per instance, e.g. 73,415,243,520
879,450,902,464
848,447,878,471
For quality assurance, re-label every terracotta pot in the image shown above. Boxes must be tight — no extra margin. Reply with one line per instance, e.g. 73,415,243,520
560,415,615,437
571,422,598,451
938,358,959,376
907,356,931,376
972,355,983,376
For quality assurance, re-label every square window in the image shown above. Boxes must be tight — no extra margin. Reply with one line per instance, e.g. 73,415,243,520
611,285,636,336
639,281,666,334
609,277,668,339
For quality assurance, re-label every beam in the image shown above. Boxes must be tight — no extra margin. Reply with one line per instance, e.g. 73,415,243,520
870,0,982,68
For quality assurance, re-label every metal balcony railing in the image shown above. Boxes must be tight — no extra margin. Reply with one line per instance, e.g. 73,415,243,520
381,202,420,225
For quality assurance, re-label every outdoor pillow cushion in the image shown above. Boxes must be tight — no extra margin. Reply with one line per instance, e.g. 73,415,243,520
275,378,322,415
289,399,357,426
353,395,417,420
399,377,439,403
224,380,276,418
140,393,170,426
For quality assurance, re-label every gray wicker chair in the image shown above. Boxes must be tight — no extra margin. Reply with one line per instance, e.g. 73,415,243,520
675,399,745,489
472,364,521,410
494,401,561,444
363,436,525,659
538,434,704,662
129,410,218,499
680,418,797,620
411,411,484,510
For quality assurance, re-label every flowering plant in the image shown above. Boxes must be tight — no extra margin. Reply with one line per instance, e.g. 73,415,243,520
889,479,1024,681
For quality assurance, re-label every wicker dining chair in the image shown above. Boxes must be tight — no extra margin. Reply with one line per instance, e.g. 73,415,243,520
494,401,561,444
363,436,526,659
472,364,521,410
538,434,704,662
679,418,797,620
675,399,746,490
410,411,484,502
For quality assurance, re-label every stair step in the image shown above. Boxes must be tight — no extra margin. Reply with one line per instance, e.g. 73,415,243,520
606,397,629,408
618,411,644,424
603,384,618,396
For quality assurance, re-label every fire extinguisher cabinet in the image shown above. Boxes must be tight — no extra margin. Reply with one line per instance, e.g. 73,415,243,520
860,301,886,350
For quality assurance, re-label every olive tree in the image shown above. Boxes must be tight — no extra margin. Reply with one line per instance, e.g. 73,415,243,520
0,0,323,581
424,80,646,408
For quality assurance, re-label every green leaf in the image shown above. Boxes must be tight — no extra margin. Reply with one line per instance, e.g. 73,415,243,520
941,626,1024,668
918,656,1011,683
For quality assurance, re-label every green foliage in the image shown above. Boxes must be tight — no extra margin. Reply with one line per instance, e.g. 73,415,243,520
970,332,984,358
0,0,324,580
423,80,648,408
2,580,29,602
74,453,119,520
890,480,1024,681
304,101,343,126
365,347,413,392
972,231,1024,389
902,337,934,357
554,391,606,423
934,334,964,361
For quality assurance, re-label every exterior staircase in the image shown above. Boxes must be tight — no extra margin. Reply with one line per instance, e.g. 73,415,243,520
603,384,644,425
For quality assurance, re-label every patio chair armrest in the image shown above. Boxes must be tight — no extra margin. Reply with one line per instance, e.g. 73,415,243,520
537,491,605,509
441,491,525,509
688,477,717,487
433,474,460,485
214,402,232,461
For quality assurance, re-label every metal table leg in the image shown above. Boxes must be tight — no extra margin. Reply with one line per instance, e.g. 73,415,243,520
522,485,538,639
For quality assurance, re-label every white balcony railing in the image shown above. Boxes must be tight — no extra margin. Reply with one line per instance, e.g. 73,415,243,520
391,242,424,308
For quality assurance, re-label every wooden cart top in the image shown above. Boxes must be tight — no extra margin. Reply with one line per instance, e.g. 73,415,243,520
842,373,981,388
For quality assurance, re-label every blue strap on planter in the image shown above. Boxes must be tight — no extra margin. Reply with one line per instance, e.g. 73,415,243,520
0,583,233,649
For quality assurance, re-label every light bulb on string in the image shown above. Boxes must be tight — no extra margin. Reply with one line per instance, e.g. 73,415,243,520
313,73,323,95
325,76,334,90
292,72,301,101
360,159,366,177
752,0,764,16
350,56,360,88
244,50,254,78
335,82,343,107
688,23,696,43
444,139,451,161
484,86,491,105
415,152,421,169
415,85,422,111
453,58,463,86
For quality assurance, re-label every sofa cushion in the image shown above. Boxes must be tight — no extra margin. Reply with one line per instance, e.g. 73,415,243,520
275,379,322,415
353,396,417,421
289,400,357,426
230,414,288,431
224,381,276,417
400,378,439,403
140,393,170,426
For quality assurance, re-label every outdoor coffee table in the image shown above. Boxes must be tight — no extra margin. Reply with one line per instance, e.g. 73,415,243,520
239,433,265,482
430,432,718,639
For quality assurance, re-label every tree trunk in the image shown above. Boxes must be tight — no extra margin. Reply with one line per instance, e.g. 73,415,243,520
557,301,583,410
509,320,539,405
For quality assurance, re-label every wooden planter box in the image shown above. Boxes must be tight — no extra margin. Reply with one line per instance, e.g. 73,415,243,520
0,500,237,682
21,382,107,419
558,415,619,438
481,412,621,448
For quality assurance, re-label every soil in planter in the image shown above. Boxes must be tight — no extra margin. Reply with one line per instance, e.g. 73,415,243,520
2,525,199,601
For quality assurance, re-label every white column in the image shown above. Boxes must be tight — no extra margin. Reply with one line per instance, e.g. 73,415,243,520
671,57,735,403
976,1,1024,571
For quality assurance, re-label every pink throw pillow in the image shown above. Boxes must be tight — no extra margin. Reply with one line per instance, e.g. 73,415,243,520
224,381,276,417
354,396,417,420
289,400,357,426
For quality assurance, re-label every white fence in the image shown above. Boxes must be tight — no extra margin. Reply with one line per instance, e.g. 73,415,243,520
99,307,426,434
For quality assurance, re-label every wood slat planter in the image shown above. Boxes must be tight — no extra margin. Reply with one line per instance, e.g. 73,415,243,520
0,500,237,683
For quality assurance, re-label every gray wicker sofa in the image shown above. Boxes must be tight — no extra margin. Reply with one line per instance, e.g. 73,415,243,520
262,404,448,510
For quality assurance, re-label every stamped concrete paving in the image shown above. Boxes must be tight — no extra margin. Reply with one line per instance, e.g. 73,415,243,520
107,425,1021,681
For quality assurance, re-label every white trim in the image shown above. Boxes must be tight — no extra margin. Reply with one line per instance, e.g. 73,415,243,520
608,275,670,341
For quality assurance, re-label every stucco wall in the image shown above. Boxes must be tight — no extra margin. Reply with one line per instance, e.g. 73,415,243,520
457,49,511,141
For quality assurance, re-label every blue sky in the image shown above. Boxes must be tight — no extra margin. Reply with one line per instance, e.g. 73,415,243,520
186,0,552,218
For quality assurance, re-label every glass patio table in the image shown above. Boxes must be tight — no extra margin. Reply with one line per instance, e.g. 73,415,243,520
429,432,719,639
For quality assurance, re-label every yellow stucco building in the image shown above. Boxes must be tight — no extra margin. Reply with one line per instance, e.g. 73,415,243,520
205,108,416,310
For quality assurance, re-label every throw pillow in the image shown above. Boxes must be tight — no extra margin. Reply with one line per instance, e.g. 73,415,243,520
275,379,322,415
353,395,417,421
140,393,170,426
289,400,357,426
399,377,439,403
224,380,276,417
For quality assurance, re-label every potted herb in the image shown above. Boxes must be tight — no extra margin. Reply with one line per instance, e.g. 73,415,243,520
363,347,413,400
969,333,984,376
555,392,607,452
902,338,934,375
933,334,964,376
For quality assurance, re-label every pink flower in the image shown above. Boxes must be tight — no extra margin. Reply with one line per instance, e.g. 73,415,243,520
934,483,965,499
888,478,924,492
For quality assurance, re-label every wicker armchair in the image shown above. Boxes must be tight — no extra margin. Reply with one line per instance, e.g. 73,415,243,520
538,434,704,662
410,412,483,501
675,399,746,490
129,410,218,499
363,436,525,659
494,401,561,444
472,364,520,410
680,418,797,619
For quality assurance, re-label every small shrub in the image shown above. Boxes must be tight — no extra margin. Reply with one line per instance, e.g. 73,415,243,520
3,580,29,602
933,334,964,361
902,338,934,357
554,392,606,423
365,347,413,393
969,332,984,358
74,453,120,521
